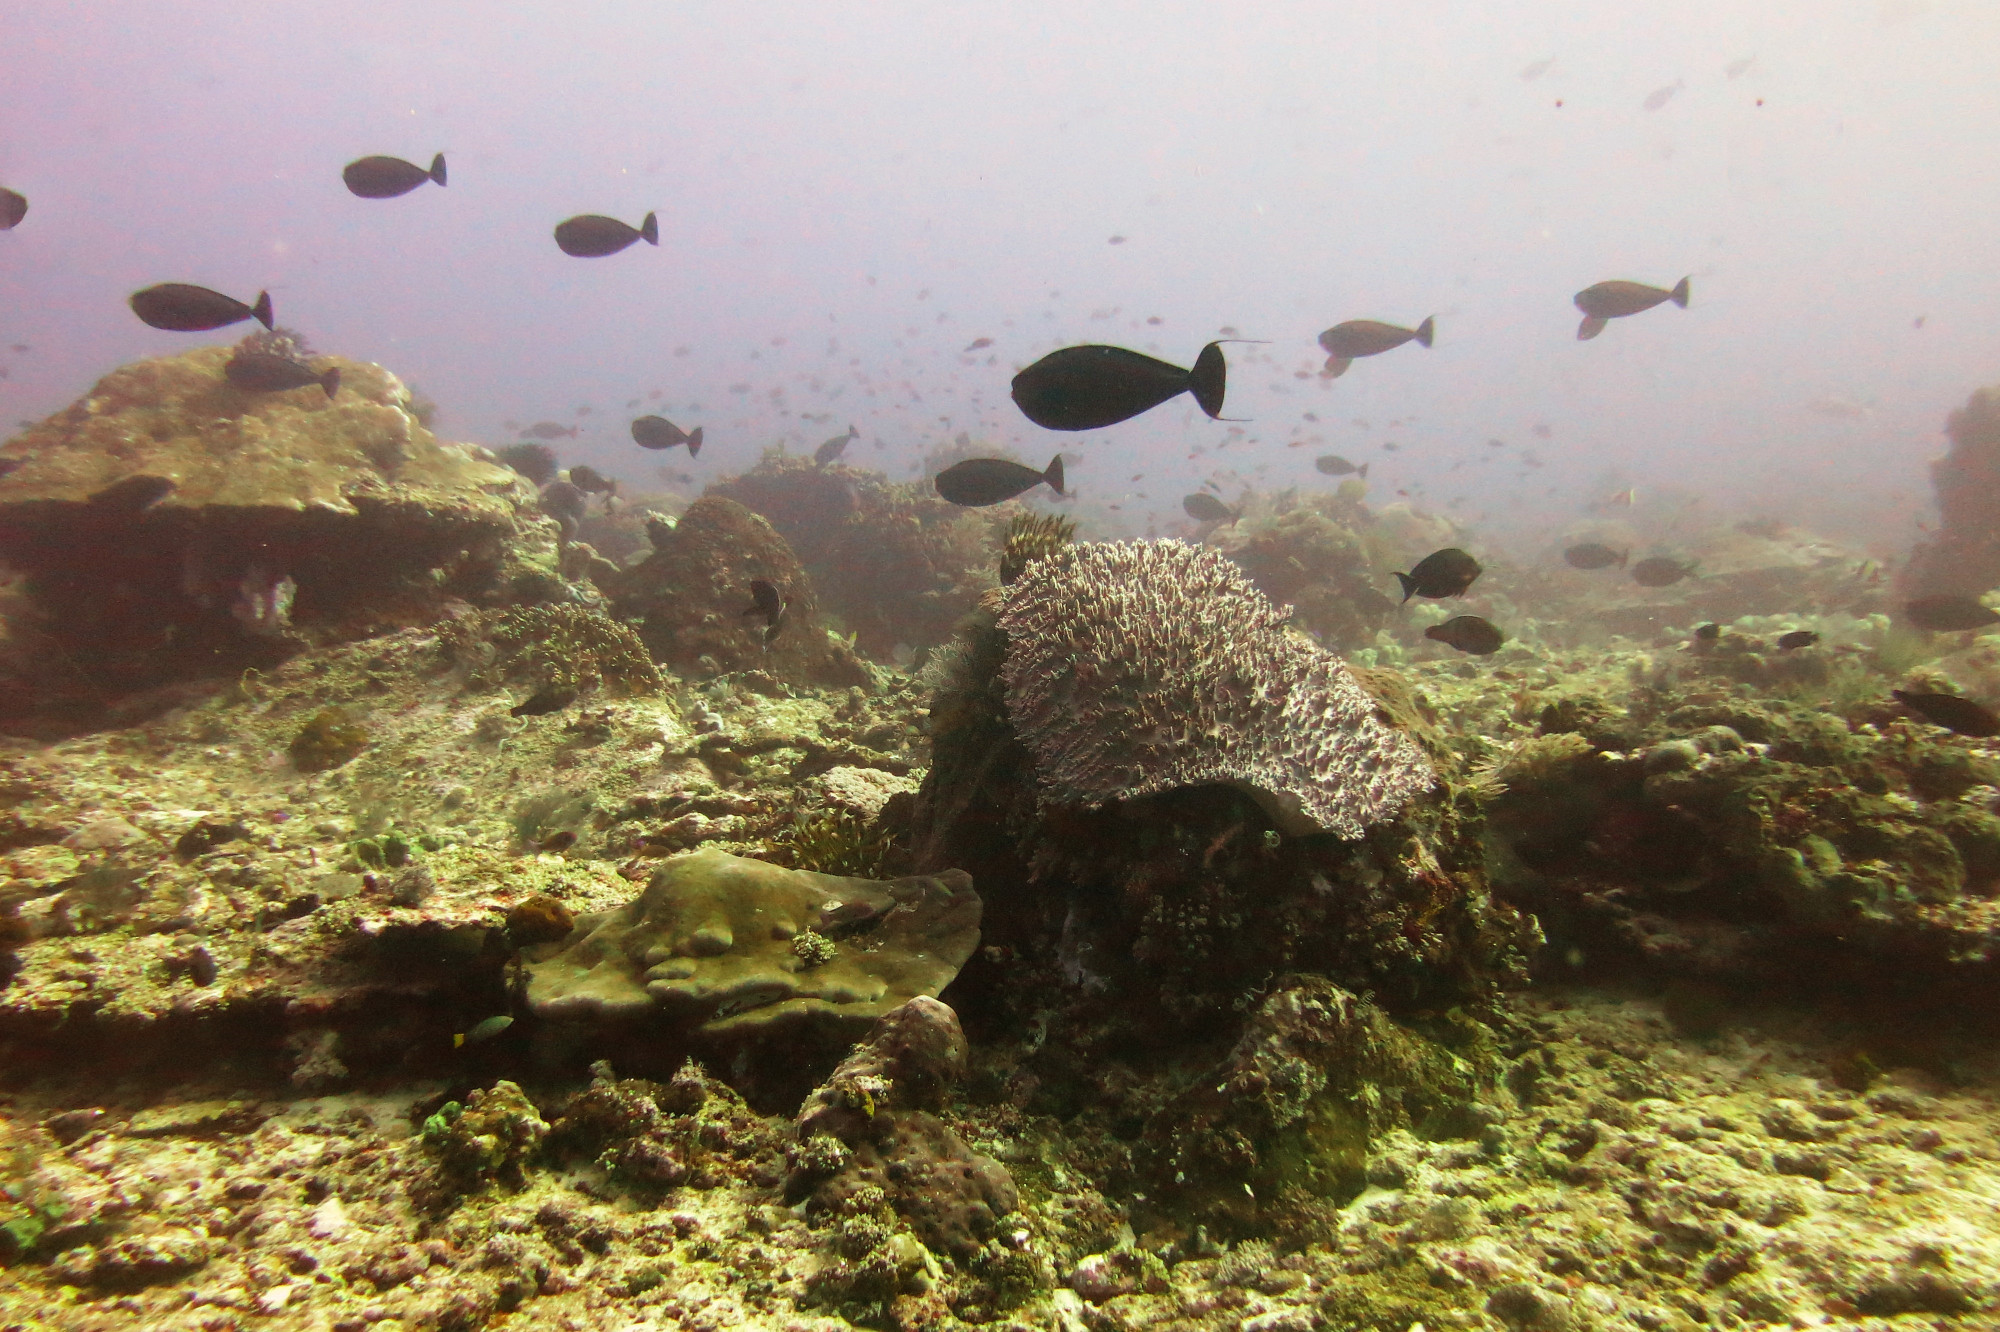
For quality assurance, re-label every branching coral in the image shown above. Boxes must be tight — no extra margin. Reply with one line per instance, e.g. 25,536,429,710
997,540,1435,837
438,603,662,700
998,512,1076,586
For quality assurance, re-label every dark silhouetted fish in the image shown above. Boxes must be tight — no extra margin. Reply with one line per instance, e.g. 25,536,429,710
555,211,658,257
1574,278,1690,340
130,283,274,333
524,421,579,440
568,465,617,496
1893,689,2000,738
1011,343,1227,431
1182,493,1240,524
1315,454,1368,478
935,456,1065,507
1642,82,1682,111
1425,615,1504,655
1631,556,1697,587
511,684,579,717
815,424,859,466
631,415,702,456
743,579,787,644
342,152,446,198
1904,595,2000,632
224,351,340,399
539,480,588,535
1563,542,1627,570
496,442,557,485
963,337,993,353
0,187,25,231
1317,317,1434,379
1394,547,1481,602
1776,630,1819,650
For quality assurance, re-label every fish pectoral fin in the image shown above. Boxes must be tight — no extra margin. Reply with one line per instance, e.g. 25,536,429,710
1576,316,1607,341
1321,357,1350,378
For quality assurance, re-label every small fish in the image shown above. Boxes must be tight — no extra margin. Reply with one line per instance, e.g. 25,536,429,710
1182,493,1240,524
1776,630,1820,650
1724,56,1755,80
130,283,274,333
554,211,659,258
1893,690,2000,738
963,337,993,353
538,480,588,532
1904,595,2000,632
1011,343,1227,431
1642,82,1682,112
524,421,579,440
934,455,1065,507
567,465,617,496
454,1015,515,1048
1563,542,1627,570
1316,317,1435,379
743,578,788,644
1395,548,1482,602
1425,615,1504,655
1574,278,1690,340
224,351,339,398
511,683,579,717
342,152,446,198
631,415,703,456
1108,234,1127,244
1315,455,1368,478
815,424,859,466
0,187,25,230
1520,57,1555,81
1631,556,1697,587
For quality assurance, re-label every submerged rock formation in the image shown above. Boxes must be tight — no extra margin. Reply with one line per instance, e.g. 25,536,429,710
1904,382,2000,603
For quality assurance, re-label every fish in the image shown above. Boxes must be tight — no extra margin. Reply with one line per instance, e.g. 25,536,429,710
1631,556,1697,587
631,415,703,456
554,211,659,258
454,1015,515,1049
129,283,274,333
1010,343,1227,431
1642,82,1682,111
815,424,859,466
743,578,788,644
1724,56,1755,80
224,351,339,398
342,152,446,198
1563,542,1628,570
1108,235,1126,244
962,337,993,353
1316,317,1435,379
495,443,558,485
524,421,580,440
1315,455,1368,478
1573,278,1690,340
1394,548,1482,602
1904,595,2000,632
1520,57,1555,80
567,465,617,495
1182,493,1240,524
539,480,588,534
934,455,1065,507
0,187,25,230
1776,630,1820,650
511,683,579,717
1892,690,2000,738
1425,615,1504,655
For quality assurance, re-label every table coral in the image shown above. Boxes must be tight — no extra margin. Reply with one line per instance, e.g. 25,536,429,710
997,539,1435,837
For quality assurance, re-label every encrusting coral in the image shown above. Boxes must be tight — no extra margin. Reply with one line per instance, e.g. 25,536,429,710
998,539,1435,837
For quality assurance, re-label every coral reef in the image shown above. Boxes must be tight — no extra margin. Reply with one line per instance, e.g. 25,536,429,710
998,511,1076,586
998,539,1435,837
524,848,982,1045
1207,493,1402,649
0,346,539,729
1905,381,2000,601
605,494,870,686
435,601,663,704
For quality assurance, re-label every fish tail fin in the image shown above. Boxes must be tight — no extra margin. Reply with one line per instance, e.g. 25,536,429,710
1044,455,1065,495
1671,277,1690,308
430,153,447,187
1577,316,1606,340
1395,572,1415,603
252,291,274,330
1322,357,1350,379
640,211,659,246
1358,462,1369,479
688,427,703,456
1415,316,1435,348
1190,342,1228,419
321,367,341,399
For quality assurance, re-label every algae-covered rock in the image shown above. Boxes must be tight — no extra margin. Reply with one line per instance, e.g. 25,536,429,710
523,848,981,1041
605,495,870,686
0,343,535,725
